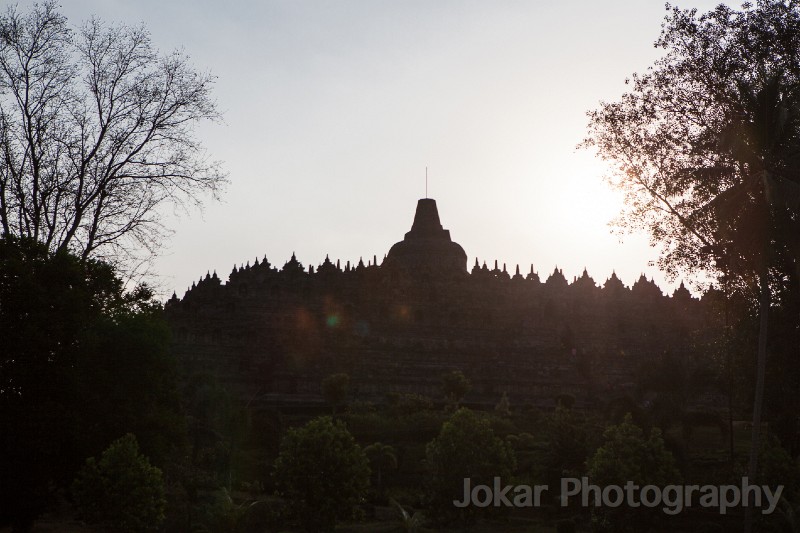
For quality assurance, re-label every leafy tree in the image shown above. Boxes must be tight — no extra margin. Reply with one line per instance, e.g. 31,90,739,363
71,434,166,532
387,392,434,416
75,302,185,469
582,4,800,528
322,372,350,414
0,1,225,263
183,372,239,487
273,416,370,531
584,1,800,284
0,236,94,530
424,408,515,526
587,414,681,533
364,442,398,499
441,370,471,409
589,414,680,487
537,406,600,494
0,236,183,531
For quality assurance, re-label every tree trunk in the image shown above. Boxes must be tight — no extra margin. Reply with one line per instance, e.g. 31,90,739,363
744,269,770,533
725,287,735,471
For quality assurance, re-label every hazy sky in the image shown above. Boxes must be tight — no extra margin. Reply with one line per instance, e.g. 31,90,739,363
52,0,733,297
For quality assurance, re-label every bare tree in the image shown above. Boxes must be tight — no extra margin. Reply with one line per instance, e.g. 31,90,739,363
0,1,225,264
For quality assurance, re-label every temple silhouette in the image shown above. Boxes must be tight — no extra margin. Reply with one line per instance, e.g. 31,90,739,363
166,199,710,408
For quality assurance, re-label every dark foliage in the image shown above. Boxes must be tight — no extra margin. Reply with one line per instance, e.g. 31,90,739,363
0,236,183,531
273,416,370,532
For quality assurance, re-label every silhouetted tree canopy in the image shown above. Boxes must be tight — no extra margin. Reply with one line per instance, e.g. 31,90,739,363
587,414,681,532
72,434,166,532
0,236,183,531
583,4,800,530
424,408,515,526
363,442,397,499
0,1,225,265
583,0,800,284
441,369,471,408
273,416,370,532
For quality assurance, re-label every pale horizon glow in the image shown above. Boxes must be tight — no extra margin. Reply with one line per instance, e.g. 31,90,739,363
48,0,735,297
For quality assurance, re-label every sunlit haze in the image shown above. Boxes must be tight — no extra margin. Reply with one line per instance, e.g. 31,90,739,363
54,0,734,297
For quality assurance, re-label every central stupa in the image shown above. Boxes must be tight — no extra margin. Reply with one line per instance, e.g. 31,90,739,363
384,198,467,276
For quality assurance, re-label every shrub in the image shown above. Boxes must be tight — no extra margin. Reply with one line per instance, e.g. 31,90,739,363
72,434,166,532
424,408,515,526
586,414,681,532
274,416,370,531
